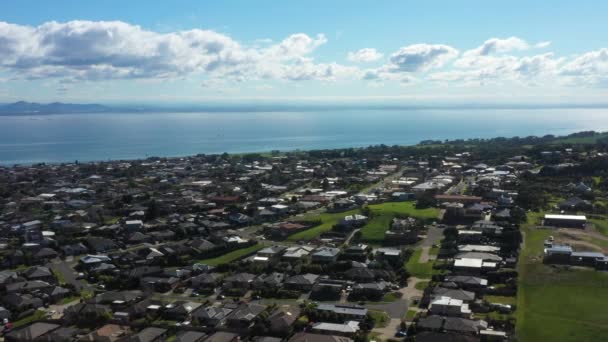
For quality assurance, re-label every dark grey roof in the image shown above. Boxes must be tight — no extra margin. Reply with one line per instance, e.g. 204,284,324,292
4,322,60,341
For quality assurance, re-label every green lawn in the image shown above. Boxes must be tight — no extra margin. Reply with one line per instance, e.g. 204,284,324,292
381,292,402,302
360,214,394,242
369,310,390,328
60,296,80,304
13,310,46,328
414,281,430,291
485,295,517,306
590,218,608,237
405,248,437,279
550,132,608,145
52,269,67,285
516,215,608,342
197,244,264,266
288,209,361,241
360,202,439,242
405,309,418,321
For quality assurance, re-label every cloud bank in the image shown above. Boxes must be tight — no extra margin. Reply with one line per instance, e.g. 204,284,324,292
0,20,606,89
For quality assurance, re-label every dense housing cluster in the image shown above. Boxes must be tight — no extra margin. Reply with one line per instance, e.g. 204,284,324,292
1,131,608,341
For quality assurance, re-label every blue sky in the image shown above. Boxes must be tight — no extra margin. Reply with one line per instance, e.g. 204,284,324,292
0,0,607,104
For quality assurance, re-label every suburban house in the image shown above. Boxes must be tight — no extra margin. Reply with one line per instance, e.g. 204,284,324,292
429,296,472,317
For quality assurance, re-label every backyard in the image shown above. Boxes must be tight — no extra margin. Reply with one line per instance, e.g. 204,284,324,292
516,214,608,341
360,201,439,242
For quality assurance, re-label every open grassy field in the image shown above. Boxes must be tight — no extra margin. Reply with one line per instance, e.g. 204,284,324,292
287,209,361,241
13,310,46,328
198,244,263,266
369,309,390,328
516,214,608,342
590,218,608,237
485,295,517,305
404,248,437,279
550,132,608,145
360,202,439,242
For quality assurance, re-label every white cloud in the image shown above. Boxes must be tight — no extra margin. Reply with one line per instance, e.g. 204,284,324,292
0,21,356,83
560,48,608,76
0,22,606,91
431,52,563,86
559,48,608,86
387,44,459,72
535,41,551,49
464,37,529,57
347,48,383,63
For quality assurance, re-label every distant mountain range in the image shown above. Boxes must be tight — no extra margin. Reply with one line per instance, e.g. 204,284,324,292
0,101,113,115
3,100,608,115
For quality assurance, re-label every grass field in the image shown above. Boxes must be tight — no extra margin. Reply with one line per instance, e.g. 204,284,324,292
590,218,608,237
414,281,430,291
13,310,46,328
360,202,439,242
516,214,608,341
198,244,263,266
287,209,361,241
485,295,517,305
369,309,390,328
550,132,608,145
405,248,437,279
405,309,418,320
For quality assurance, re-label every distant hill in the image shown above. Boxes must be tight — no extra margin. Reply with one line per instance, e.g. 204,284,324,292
0,101,112,115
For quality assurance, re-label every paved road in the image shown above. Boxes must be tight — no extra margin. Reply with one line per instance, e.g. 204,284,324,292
372,318,402,341
421,225,443,247
367,299,408,319
418,225,442,263
47,258,90,292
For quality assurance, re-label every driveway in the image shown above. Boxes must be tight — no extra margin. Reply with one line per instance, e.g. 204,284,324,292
372,318,402,341
367,299,408,319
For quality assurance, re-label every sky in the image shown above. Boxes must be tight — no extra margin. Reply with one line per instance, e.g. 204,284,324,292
0,0,607,105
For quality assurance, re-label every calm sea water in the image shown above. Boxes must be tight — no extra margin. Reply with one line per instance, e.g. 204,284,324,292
1,108,607,165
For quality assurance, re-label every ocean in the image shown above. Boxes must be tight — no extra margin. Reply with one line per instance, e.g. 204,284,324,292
1,108,607,165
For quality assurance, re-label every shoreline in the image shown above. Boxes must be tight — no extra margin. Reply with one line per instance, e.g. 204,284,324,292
2,130,606,168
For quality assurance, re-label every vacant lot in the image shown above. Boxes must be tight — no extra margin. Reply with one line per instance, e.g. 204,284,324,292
517,217,608,341
287,208,361,241
360,202,439,242
198,244,263,266
404,248,437,279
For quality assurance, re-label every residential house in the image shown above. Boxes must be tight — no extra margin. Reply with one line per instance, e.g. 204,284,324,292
226,303,266,329
119,327,167,342
192,304,235,327
316,304,368,321
174,330,208,342
268,305,301,335
4,322,60,342
191,273,222,291
284,273,319,291
223,272,255,291
252,272,285,291
429,296,472,317
282,246,314,261
288,333,353,342
312,321,360,337
164,301,202,321
81,324,131,342
311,247,340,263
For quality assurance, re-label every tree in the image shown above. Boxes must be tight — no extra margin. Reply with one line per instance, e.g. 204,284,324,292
145,200,159,221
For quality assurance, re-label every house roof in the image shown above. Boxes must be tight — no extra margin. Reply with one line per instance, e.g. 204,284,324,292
289,332,354,342
316,304,367,316
5,322,60,341
175,330,207,342
286,273,319,285
122,327,167,342
312,321,360,334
